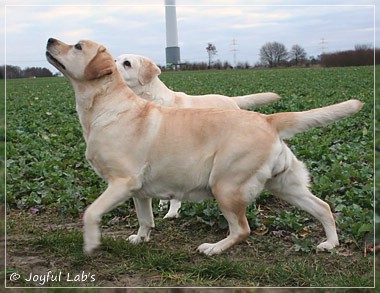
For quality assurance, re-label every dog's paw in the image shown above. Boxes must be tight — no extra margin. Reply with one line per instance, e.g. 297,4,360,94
163,211,179,219
127,234,149,244
127,234,142,244
197,243,224,256
317,240,339,251
83,240,100,255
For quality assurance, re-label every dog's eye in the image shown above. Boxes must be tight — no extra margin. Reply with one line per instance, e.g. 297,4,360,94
75,43,82,50
123,60,131,67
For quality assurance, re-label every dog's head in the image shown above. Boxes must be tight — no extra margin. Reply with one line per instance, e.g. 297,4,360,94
115,54,161,88
46,38,115,81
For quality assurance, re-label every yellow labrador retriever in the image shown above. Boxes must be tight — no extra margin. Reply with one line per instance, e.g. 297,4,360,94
46,38,363,256
115,54,281,109
115,54,281,219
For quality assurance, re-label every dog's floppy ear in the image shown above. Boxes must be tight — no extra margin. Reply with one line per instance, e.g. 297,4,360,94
138,58,161,85
85,46,114,80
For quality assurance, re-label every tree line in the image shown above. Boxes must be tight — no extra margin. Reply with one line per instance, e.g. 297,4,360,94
259,42,377,68
0,65,54,79
2,42,378,78
177,41,377,70
320,44,376,67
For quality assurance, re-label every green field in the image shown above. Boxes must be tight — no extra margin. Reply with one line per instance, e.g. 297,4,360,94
5,66,375,287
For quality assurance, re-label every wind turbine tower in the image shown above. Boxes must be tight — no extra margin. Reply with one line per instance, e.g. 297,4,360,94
165,0,181,66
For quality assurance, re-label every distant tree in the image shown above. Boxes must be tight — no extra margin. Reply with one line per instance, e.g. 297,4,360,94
289,44,307,66
260,42,288,67
0,65,54,79
223,61,233,69
181,62,208,71
355,43,373,51
308,56,319,65
23,67,53,78
206,43,217,69
213,60,222,69
236,61,250,69
3,65,22,79
320,46,374,67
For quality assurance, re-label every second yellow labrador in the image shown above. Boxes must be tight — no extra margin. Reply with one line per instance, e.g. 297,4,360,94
115,53,282,219
46,38,363,256
115,54,281,109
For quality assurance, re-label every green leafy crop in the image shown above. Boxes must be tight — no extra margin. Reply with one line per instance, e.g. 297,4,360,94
6,66,374,249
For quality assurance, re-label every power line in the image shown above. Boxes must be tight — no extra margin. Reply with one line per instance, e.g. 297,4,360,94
230,38,238,67
320,38,327,54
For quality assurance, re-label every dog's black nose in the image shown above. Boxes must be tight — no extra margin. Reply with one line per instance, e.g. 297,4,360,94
47,38,57,47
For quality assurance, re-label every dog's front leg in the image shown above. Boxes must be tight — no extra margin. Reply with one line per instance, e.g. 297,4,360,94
83,177,138,254
128,197,155,244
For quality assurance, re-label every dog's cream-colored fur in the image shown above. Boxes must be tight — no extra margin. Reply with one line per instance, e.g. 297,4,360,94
116,54,282,219
46,38,363,256
115,54,281,109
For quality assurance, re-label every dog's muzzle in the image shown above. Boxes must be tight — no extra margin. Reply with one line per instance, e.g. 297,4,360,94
46,38,66,70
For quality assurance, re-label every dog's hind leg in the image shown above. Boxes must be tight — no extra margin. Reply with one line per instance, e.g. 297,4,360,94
197,184,251,255
265,158,339,250
128,197,155,244
159,200,168,211
83,177,139,254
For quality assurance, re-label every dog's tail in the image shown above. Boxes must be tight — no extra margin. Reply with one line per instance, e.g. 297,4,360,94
267,99,363,138
232,92,281,109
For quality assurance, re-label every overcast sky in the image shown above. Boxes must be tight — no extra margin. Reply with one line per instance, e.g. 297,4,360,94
2,0,377,72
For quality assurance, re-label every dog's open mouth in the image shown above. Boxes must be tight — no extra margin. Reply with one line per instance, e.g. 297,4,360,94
46,51,66,70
